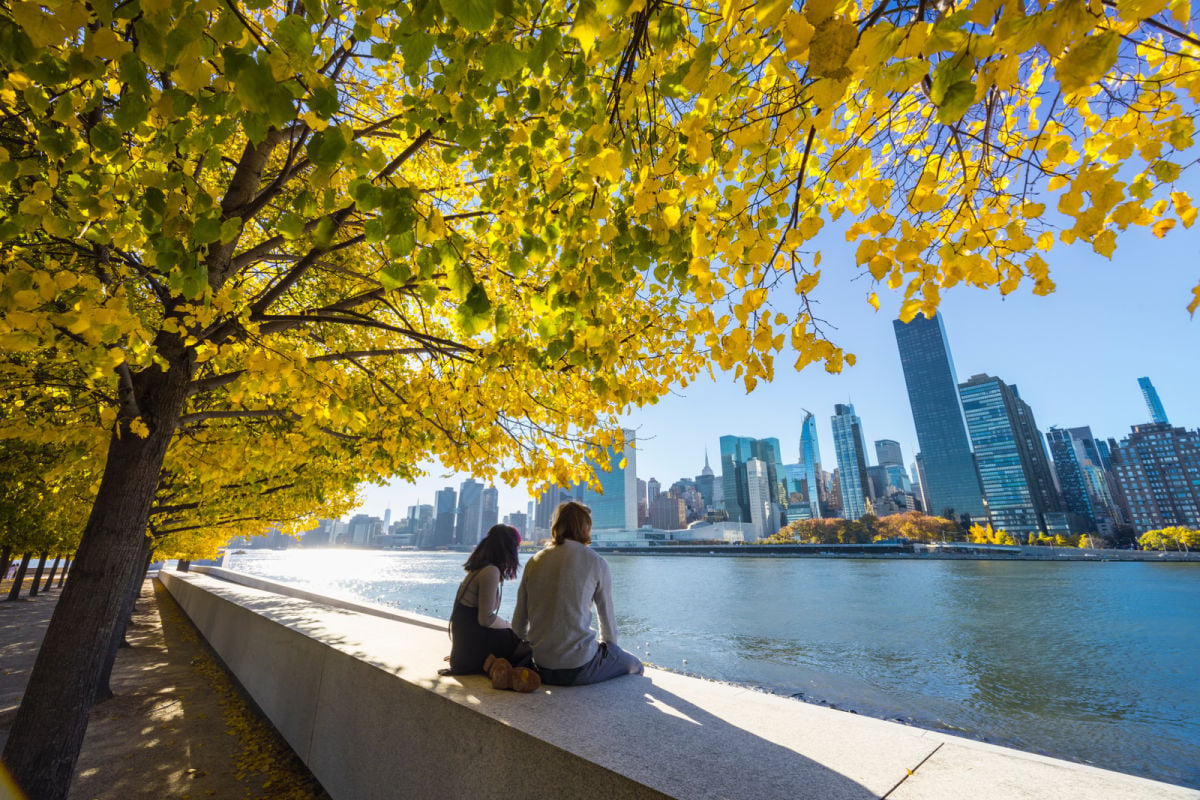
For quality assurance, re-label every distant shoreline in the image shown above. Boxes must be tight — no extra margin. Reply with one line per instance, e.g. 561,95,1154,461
588,542,1200,562
222,542,1200,562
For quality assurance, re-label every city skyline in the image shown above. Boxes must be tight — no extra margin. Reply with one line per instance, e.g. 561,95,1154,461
357,225,1198,522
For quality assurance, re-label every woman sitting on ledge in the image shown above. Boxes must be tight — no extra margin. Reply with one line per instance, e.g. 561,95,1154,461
447,524,534,680
513,501,644,686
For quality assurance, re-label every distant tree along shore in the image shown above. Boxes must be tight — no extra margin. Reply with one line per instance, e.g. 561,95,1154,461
763,512,1175,550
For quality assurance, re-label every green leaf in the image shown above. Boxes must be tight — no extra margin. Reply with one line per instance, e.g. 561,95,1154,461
211,11,243,44
456,284,492,334
306,127,348,168
273,15,313,53
89,122,122,153
443,0,494,32
448,257,474,300
313,217,336,249
112,92,149,130
526,28,559,73
379,259,412,290
483,42,524,80
192,216,223,246
0,17,37,66
936,81,976,123
400,32,435,74
277,213,305,239
219,217,242,245
1056,31,1119,94
929,56,972,105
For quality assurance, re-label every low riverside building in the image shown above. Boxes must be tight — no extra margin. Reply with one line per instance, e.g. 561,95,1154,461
590,521,757,547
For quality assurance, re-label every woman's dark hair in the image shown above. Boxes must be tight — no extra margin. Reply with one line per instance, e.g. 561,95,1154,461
552,501,592,546
462,524,521,580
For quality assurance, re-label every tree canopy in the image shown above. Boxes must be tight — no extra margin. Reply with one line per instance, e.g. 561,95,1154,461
2,0,1198,796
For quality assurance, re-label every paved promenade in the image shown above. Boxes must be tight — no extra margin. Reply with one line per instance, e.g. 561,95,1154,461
0,576,327,799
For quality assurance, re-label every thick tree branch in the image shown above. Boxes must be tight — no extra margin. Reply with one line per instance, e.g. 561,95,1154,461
187,349,432,397
243,129,435,319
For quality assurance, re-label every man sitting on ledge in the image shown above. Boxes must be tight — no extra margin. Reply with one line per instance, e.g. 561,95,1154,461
512,501,644,686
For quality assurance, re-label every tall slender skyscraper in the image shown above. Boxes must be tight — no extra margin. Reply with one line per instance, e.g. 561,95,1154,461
893,313,986,520
798,411,824,517
831,404,871,520
1138,377,1169,424
959,374,1065,540
696,451,716,510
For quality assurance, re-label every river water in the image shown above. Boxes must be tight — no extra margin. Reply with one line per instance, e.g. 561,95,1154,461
221,549,1200,789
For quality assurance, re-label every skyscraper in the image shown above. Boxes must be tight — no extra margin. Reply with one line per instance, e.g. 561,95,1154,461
1110,422,1200,532
912,456,929,513
958,374,1065,540
798,411,824,517
719,435,756,522
455,479,484,544
696,451,716,510
893,313,986,520
745,458,773,539
1046,426,1121,534
481,486,499,532
720,435,788,525
1138,376,1169,425
431,486,457,547
533,484,564,539
573,429,638,530
875,439,904,468
831,403,871,520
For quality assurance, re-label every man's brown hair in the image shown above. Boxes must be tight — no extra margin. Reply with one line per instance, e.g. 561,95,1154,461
551,501,592,546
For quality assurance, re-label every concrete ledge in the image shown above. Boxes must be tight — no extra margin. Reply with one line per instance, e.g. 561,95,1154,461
159,570,1199,800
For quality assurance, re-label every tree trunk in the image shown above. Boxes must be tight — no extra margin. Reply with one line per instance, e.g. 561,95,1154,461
28,550,49,598
1,546,11,584
7,553,32,602
58,554,73,587
42,554,62,592
1,354,191,800
96,537,154,703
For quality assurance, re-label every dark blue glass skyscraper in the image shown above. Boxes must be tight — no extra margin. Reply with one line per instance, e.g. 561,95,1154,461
893,313,986,520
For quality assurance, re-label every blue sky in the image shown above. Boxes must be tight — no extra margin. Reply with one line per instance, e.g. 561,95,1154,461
358,214,1199,523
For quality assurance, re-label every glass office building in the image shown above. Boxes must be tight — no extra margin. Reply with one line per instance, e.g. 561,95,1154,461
574,429,638,530
799,411,824,516
959,374,1064,540
893,313,986,520
831,403,871,520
